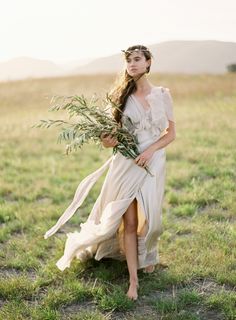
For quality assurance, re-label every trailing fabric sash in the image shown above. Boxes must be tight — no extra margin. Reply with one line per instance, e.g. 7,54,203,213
44,155,114,239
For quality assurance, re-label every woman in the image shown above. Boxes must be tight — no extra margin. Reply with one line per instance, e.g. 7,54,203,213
44,44,176,301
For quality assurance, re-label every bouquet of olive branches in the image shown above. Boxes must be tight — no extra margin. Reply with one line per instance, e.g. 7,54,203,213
33,94,153,176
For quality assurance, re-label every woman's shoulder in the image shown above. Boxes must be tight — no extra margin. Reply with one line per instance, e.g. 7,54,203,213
150,86,174,122
148,85,171,100
151,85,170,93
149,85,173,109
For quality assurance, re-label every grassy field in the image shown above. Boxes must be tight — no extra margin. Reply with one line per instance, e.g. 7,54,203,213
0,73,235,320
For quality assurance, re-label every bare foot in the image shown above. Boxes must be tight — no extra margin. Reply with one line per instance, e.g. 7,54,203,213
126,281,139,300
143,265,155,273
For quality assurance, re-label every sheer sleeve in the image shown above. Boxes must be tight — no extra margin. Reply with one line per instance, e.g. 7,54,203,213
163,87,175,122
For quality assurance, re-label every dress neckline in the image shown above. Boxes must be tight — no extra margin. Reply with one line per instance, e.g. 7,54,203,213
131,86,157,113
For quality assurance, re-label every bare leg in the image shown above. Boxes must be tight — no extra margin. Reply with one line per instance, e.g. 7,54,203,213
123,199,139,300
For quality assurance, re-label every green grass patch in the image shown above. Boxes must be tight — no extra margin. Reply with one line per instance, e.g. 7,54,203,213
0,73,235,319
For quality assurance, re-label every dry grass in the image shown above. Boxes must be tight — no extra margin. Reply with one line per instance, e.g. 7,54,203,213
0,72,235,319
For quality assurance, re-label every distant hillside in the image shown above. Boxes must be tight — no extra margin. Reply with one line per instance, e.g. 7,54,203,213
0,57,64,81
74,40,236,75
0,40,235,82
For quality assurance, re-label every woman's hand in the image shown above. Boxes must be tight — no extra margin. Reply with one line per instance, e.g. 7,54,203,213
100,130,119,148
134,147,155,167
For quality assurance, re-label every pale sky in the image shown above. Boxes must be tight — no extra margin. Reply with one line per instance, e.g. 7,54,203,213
1,0,236,63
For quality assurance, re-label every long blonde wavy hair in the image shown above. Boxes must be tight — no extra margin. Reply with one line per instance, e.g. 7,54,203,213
108,44,153,125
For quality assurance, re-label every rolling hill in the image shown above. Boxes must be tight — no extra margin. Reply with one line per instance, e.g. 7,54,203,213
0,40,235,82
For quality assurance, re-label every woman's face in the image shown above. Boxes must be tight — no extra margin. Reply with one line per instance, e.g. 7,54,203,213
125,51,150,77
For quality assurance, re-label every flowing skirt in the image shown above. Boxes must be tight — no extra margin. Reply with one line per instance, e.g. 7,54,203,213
45,147,166,271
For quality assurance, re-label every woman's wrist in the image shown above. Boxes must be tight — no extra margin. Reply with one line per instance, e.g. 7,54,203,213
148,143,158,153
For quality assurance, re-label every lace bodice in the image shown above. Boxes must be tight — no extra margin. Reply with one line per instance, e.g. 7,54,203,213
121,86,174,140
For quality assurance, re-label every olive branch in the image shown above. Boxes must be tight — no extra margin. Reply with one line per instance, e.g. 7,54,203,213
32,94,153,176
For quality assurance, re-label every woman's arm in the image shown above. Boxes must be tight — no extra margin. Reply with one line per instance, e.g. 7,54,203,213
148,120,176,152
134,121,176,167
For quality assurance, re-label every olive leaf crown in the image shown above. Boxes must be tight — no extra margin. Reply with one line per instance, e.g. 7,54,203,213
121,48,151,55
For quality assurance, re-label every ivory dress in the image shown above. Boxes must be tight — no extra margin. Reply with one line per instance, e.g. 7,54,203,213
44,86,174,271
